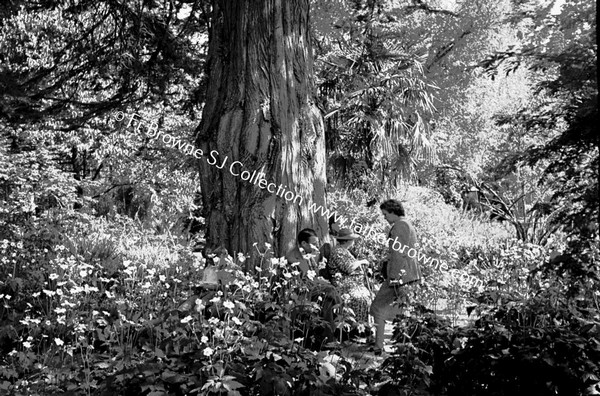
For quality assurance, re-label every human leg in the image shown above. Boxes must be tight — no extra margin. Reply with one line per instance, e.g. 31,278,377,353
370,281,409,348
370,282,396,348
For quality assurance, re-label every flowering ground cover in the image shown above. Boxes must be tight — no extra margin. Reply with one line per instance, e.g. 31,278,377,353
4,188,597,395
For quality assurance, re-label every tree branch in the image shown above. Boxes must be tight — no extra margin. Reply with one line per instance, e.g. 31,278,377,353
406,0,459,17
426,30,472,71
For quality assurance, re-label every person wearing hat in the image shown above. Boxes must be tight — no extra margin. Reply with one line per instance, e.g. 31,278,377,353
325,228,372,325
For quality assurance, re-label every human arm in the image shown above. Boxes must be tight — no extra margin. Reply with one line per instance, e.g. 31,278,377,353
331,248,364,274
318,243,331,264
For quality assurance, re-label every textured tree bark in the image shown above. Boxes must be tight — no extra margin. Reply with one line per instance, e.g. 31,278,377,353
195,0,327,264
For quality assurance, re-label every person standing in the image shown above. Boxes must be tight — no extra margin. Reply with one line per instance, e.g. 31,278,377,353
369,199,422,353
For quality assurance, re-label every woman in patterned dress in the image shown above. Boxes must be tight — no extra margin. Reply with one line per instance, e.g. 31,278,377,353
325,228,372,324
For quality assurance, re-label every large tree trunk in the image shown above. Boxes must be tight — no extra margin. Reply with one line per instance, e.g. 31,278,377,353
195,0,327,264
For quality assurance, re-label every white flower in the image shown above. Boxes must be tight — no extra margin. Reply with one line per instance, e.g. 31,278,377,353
200,335,208,343
195,299,205,312
54,338,64,346
82,285,98,293
203,347,214,356
180,315,193,324
23,342,32,349
49,274,59,280
223,300,235,310
231,317,242,325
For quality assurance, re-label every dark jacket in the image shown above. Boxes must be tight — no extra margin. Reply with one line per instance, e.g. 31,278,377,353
387,217,422,284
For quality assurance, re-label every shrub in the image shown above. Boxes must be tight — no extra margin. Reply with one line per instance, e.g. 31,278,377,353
327,185,528,324
0,232,375,395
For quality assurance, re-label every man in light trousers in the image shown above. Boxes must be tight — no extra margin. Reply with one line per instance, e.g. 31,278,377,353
369,199,422,353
